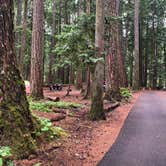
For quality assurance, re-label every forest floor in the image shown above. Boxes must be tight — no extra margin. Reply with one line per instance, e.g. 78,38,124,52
15,86,141,166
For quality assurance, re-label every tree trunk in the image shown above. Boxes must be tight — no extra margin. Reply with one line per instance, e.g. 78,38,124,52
139,16,143,87
30,0,44,99
58,1,62,34
15,0,23,63
164,45,166,88
83,0,91,99
83,67,91,99
152,3,157,89
116,0,127,87
129,52,133,87
64,67,70,84
133,0,140,90
76,69,83,90
48,0,56,84
19,0,28,77
86,0,91,14
124,0,130,59
75,0,84,90
0,0,35,158
89,0,105,121
105,0,126,101
64,0,69,24
143,23,149,87
69,65,75,84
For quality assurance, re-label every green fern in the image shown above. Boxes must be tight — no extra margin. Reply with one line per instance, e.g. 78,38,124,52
120,88,132,99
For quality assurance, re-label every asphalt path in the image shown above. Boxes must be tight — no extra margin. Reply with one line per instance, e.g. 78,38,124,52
98,91,166,166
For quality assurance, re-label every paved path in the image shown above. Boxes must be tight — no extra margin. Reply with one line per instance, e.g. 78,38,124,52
98,91,166,166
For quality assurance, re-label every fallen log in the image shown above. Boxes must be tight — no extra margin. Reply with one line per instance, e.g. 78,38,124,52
50,114,66,122
104,102,120,112
46,97,60,102
33,111,66,122
52,109,66,114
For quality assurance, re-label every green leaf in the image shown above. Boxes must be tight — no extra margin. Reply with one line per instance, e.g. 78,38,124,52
0,158,3,166
7,160,14,166
33,163,41,166
0,146,12,158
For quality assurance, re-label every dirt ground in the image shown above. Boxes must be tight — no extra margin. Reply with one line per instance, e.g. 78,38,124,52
15,87,141,166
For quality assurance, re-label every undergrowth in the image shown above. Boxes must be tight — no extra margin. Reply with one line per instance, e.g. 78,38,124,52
0,146,14,166
120,87,132,99
29,99,82,112
0,117,68,165
33,115,68,140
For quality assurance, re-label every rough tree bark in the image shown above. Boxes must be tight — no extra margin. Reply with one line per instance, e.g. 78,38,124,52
89,0,105,120
133,0,140,90
125,0,131,86
15,0,22,63
30,0,44,99
143,22,149,87
83,0,91,99
151,2,157,89
164,45,166,88
76,69,83,90
56,0,65,83
64,2,70,86
83,67,91,99
69,65,75,84
75,1,84,90
19,0,28,77
48,0,56,84
105,0,126,101
116,0,127,87
0,0,35,158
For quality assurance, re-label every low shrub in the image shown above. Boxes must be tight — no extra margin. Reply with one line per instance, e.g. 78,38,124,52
120,87,132,99
33,116,68,140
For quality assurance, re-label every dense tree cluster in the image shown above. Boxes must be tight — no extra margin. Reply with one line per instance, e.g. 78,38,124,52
14,0,166,92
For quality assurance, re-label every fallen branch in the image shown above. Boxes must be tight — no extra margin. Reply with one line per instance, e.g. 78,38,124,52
104,102,120,112
68,114,80,118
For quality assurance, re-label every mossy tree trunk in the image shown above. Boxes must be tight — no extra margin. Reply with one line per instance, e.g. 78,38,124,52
0,0,36,158
89,0,105,121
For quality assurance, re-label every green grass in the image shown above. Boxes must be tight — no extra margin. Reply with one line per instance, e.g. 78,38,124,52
29,100,82,112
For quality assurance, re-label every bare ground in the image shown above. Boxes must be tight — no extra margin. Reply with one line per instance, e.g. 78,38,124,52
15,87,141,166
